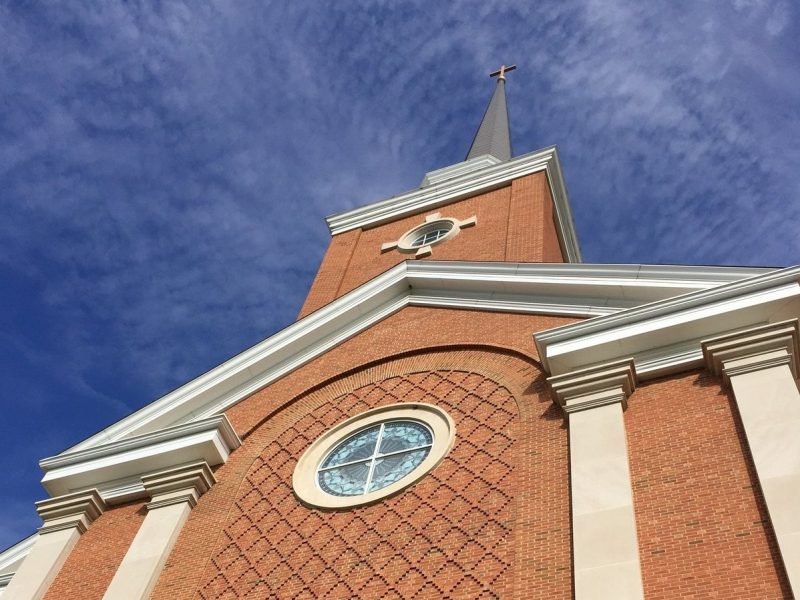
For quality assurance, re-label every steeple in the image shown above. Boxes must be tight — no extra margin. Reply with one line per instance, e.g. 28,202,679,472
466,64,515,162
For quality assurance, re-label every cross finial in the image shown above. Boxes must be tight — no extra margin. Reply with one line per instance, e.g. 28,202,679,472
489,64,516,82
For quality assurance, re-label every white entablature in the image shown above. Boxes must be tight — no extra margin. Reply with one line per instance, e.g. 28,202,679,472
326,146,583,263
64,260,772,453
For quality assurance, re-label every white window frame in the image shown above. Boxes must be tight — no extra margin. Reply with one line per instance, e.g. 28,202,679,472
293,403,455,509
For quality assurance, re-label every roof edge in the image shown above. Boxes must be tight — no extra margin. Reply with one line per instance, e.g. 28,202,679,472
65,261,768,455
534,264,800,379
326,146,584,263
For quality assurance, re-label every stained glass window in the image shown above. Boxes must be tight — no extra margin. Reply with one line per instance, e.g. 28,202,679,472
317,421,433,497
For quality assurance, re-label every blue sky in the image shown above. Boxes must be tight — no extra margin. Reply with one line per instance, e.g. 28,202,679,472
1,1,799,550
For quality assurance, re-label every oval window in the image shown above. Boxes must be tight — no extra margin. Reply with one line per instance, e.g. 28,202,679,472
317,421,434,496
293,404,455,509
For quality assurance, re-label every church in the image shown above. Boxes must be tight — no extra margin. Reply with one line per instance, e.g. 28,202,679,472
1,66,797,599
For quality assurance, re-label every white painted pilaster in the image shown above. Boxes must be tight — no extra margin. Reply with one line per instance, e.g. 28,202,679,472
102,462,215,600
3,490,105,600
703,319,800,595
549,360,644,600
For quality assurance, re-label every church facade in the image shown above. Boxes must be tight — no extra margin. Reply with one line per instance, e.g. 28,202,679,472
1,70,798,599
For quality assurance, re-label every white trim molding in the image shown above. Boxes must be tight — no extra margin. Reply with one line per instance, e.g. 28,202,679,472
292,403,455,509
40,415,239,503
535,265,800,379
0,534,37,578
326,146,584,263
0,573,14,597
420,154,502,187
64,261,770,453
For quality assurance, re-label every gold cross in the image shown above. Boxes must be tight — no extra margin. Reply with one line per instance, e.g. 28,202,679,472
489,64,517,81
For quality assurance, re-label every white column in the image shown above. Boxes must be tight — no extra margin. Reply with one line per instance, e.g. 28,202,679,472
549,360,644,600
102,462,215,600
703,319,800,595
3,490,105,600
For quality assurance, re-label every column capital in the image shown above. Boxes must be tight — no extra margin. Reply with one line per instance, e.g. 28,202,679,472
142,461,216,510
548,359,637,414
702,319,800,385
35,489,105,535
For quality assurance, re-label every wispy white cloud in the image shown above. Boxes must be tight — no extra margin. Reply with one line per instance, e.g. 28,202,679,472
0,0,798,549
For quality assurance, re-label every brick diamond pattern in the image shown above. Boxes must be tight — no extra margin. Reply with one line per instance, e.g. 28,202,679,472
199,370,518,599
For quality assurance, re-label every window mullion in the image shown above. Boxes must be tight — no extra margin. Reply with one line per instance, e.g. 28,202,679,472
364,423,384,493
376,443,433,459
317,457,372,472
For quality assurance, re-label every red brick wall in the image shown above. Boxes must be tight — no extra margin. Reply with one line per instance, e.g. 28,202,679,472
227,308,575,436
150,346,572,600
540,181,564,264
626,370,792,599
45,312,793,598
298,228,361,318
299,172,565,318
506,172,562,264
43,501,146,600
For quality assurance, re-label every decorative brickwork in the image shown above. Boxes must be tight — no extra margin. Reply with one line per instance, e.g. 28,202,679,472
226,307,577,437
626,370,793,599
149,347,572,600
199,370,518,599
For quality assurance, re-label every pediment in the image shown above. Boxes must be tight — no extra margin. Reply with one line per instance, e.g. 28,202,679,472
61,261,774,455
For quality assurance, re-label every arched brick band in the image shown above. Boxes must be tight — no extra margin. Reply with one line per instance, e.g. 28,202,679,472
149,347,571,600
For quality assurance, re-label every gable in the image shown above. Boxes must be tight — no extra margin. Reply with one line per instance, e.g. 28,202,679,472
62,261,771,455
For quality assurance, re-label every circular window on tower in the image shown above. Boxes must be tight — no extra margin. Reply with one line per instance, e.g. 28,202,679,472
381,212,477,258
404,221,455,249
293,403,455,509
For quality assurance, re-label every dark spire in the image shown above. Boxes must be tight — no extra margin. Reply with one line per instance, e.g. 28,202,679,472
466,64,515,162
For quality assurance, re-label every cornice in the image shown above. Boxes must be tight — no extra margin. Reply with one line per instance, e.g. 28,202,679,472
325,146,584,263
64,261,769,454
420,154,502,187
143,462,216,510
0,535,36,576
702,319,800,384
536,266,800,345
40,415,239,501
0,572,13,589
548,359,637,412
535,265,800,379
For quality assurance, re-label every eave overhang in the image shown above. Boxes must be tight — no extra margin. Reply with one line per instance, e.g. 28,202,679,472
39,415,240,504
535,265,800,380
67,261,771,454
325,146,584,263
